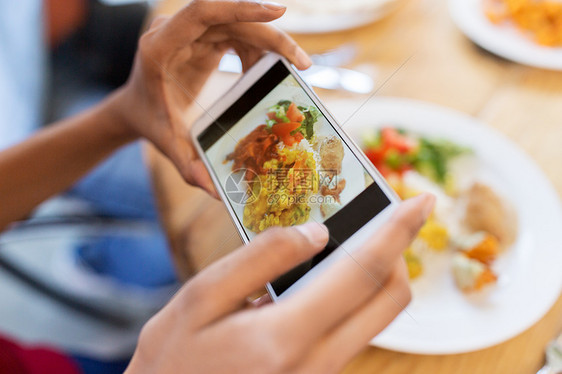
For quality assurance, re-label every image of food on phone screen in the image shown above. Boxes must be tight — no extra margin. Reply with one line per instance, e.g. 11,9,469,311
198,61,391,295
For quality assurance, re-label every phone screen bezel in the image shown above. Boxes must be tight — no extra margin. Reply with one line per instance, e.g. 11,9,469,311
191,53,400,300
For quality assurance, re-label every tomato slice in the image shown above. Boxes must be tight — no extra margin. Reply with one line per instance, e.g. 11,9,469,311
286,102,305,123
375,163,393,179
364,146,388,164
272,122,301,138
381,127,416,153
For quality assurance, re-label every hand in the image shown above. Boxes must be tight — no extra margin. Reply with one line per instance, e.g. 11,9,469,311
111,0,311,196
125,194,435,374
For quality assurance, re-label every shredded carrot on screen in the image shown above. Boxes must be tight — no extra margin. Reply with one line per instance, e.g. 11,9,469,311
484,0,562,47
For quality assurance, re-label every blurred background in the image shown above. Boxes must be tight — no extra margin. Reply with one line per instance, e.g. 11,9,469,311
0,1,178,373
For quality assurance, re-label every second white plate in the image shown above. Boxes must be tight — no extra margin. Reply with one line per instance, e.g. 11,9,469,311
328,97,562,354
449,0,562,70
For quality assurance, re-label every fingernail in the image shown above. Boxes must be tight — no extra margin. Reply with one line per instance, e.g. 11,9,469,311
260,1,287,11
295,222,329,247
296,48,313,68
418,193,436,220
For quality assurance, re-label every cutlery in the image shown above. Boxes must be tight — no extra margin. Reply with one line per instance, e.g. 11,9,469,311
537,333,562,374
218,49,375,94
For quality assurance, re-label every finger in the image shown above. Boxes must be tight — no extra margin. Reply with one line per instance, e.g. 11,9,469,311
179,222,329,328
231,42,265,72
279,193,434,342
201,23,312,69
304,261,410,373
149,15,169,29
189,159,220,199
161,0,288,51
251,293,272,308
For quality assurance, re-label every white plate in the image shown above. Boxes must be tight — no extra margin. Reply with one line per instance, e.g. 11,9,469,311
449,0,562,70
328,97,562,354
273,0,401,34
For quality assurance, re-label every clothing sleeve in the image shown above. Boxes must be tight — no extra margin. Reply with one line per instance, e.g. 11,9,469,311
0,334,81,374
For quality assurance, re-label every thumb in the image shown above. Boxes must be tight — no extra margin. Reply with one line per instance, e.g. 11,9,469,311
182,222,329,327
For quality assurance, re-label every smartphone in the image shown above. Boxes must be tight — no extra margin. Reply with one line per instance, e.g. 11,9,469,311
191,53,400,301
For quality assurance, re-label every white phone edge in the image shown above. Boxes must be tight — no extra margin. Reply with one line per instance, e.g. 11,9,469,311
190,52,401,302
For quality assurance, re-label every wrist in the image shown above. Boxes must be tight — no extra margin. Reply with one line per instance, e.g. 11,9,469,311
101,87,141,145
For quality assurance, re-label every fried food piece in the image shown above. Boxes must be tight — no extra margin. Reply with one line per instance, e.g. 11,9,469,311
319,135,344,175
320,179,346,204
464,183,517,247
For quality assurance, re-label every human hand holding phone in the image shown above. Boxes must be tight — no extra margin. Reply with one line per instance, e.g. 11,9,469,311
111,0,311,195
126,194,434,374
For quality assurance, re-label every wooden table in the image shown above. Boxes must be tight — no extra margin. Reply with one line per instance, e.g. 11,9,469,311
147,0,562,372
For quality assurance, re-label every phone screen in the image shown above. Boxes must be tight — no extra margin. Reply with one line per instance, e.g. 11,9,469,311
198,61,391,296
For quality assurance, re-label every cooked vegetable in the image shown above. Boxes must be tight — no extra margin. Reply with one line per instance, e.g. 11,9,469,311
266,100,318,144
287,102,305,123
404,248,423,279
362,127,469,184
267,101,291,124
271,122,301,146
464,233,500,265
452,253,497,292
413,138,468,184
418,220,449,251
296,105,319,140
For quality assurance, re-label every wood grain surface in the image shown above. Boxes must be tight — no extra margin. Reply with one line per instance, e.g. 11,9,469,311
147,0,562,372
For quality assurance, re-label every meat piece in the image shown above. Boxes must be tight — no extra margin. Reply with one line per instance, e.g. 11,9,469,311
319,136,344,175
225,125,279,181
320,179,346,204
464,183,518,247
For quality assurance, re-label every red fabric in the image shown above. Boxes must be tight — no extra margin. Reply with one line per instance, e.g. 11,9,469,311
0,335,80,374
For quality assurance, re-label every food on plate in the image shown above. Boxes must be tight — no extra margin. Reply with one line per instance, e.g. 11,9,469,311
363,127,467,191
319,135,345,175
452,252,498,292
459,231,501,265
484,0,562,47
465,183,518,246
361,127,518,294
316,135,346,217
243,147,318,232
226,100,345,233
320,179,346,204
225,125,279,181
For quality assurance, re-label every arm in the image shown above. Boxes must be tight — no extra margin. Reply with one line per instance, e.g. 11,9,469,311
126,194,435,374
0,0,310,232
0,94,134,231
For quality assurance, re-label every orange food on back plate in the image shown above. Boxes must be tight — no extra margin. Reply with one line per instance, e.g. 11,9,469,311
484,0,562,46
